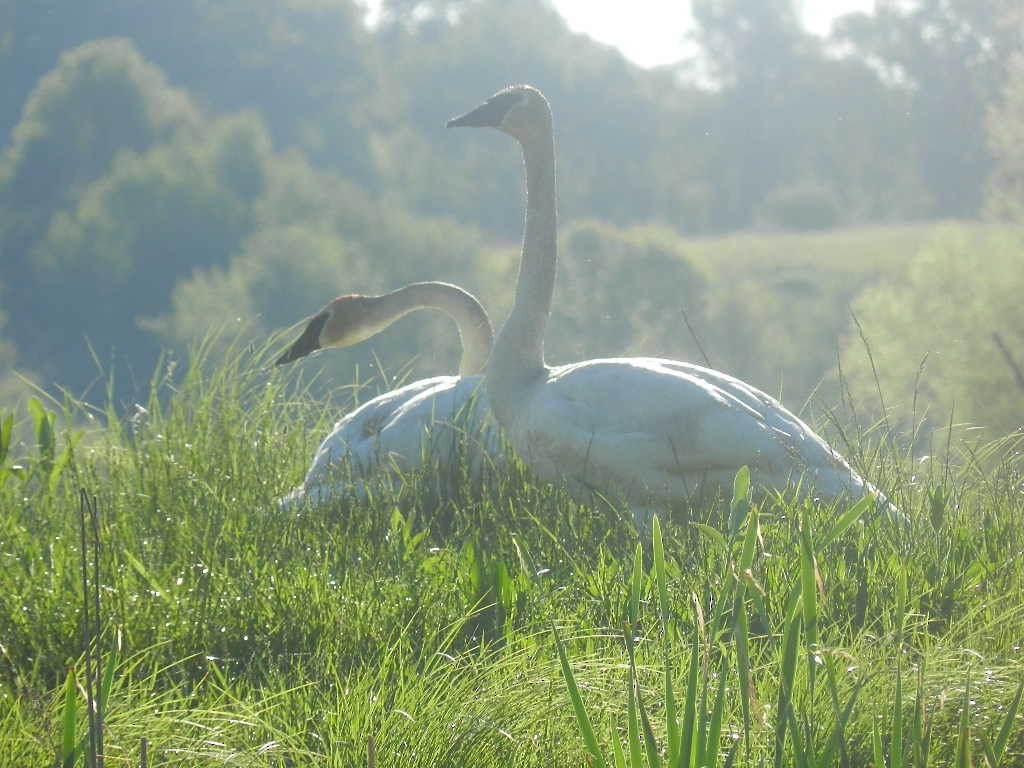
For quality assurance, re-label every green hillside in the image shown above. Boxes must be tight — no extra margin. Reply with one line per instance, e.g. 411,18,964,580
1,350,1021,765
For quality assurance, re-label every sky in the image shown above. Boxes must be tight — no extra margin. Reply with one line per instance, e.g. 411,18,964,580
551,0,876,68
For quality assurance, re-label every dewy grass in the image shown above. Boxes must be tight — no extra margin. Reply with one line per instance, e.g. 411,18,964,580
0,340,1022,766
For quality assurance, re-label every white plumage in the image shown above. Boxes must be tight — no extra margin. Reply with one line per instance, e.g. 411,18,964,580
505,357,880,521
448,85,895,528
275,283,501,507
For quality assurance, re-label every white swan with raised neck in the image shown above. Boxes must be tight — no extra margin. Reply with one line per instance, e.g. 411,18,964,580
448,85,895,527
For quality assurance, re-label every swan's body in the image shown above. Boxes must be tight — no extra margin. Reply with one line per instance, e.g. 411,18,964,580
448,85,894,526
276,282,501,507
499,356,879,518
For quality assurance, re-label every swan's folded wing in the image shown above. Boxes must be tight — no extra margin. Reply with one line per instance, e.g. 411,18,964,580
375,375,498,467
648,359,850,466
514,358,850,500
304,376,462,481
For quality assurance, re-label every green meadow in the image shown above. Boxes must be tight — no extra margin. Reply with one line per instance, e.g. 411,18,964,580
1,321,1021,766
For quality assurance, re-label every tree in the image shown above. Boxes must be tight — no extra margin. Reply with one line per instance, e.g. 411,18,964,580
834,0,1019,218
169,0,377,182
0,38,198,256
839,227,1024,440
547,220,707,364
19,114,273,395
691,0,806,87
371,0,708,236
148,148,502,392
146,224,366,345
1,0,378,183
689,0,921,228
986,54,1024,221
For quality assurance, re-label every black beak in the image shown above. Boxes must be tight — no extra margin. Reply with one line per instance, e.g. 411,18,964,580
275,311,328,366
446,90,520,128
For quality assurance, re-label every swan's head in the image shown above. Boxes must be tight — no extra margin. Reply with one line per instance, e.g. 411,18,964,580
275,294,391,366
447,84,552,143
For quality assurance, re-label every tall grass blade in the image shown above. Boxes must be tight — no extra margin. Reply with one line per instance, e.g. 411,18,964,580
911,659,932,768
982,738,998,768
122,549,169,602
734,506,759,761
792,508,819,761
896,568,908,644
691,523,728,553
818,495,872,551
637,683,661,768
0,410,11,461
627,669,643,768
629,542,643,629
697,663,710,767
819,664,863,768
624,627,660,768
891,658,904,768
737,503,759,574
0,410,12,489
676,633,700,768
774,609,801,768
61,667,77,768
700,655,728,768
956,674,973,768
733,588,752,762
611,720,628,768
98,628,120,723
28,397,55,475
873,719,887,768
663,640,679,766
798,509,819,686
552,624,608,768
652,516,668,623
78,489,100,768
987,678,1023,767
88,490,104,768
786,707,809,768
652,516,679,765
728,466,751,535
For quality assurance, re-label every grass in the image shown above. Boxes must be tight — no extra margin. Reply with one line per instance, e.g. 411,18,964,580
0,338,1022,766
671,221,1022,412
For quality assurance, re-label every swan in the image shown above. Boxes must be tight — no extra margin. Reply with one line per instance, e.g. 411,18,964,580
275,282,501,507
448,85,895,529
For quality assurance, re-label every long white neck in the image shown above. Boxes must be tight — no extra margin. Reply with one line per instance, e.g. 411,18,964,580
376,282,493,375
486,129,557,424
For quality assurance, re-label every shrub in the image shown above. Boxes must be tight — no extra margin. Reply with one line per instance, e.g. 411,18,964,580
758,180,842,231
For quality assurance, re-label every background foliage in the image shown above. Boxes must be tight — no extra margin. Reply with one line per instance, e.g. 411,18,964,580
1,0,1022,437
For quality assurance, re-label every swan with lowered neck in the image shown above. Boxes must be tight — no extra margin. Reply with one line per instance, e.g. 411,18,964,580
448,85,895,528
275,281,501,507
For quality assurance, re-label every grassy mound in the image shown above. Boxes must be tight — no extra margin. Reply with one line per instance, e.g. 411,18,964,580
1,342,1021,766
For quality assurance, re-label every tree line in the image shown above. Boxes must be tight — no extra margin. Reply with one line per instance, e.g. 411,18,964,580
0,0,1021,437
